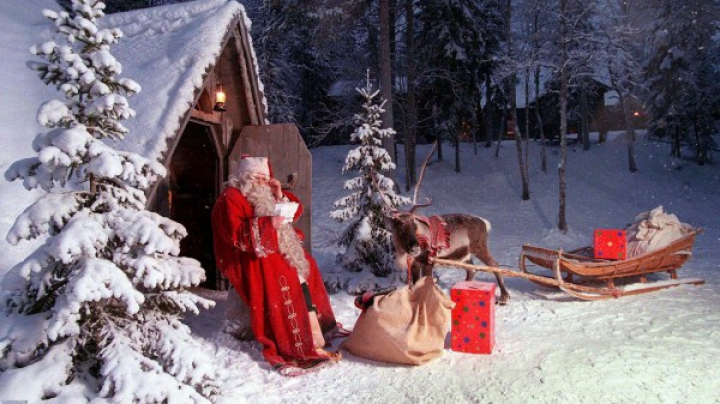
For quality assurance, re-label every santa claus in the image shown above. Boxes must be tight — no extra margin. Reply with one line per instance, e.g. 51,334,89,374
211,156,341,375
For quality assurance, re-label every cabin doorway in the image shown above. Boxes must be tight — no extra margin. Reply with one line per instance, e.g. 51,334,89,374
169,121,219,289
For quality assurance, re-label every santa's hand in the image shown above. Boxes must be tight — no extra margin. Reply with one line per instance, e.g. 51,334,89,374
269,178,282,199
271,216,285,229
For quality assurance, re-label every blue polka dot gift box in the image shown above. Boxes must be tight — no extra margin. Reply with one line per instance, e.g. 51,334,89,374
594,229,627,260
450,282,496,354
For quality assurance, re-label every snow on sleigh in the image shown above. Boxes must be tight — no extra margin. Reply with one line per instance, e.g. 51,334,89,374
435,207,705,301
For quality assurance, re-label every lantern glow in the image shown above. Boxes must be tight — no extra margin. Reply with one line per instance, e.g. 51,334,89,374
214,83,226,112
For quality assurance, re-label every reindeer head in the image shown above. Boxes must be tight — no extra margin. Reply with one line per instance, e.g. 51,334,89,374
385,210,424,257
377,142,437,258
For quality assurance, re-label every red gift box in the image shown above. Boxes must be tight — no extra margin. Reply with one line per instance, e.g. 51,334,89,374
450,282,495,354
594,229,627,260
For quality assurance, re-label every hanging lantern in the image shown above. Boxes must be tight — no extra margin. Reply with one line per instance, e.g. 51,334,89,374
214,83,227,112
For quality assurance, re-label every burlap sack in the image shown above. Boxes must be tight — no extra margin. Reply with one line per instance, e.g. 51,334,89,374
341,277,455,366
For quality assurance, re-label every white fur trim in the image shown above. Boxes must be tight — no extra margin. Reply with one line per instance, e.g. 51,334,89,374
236,156,270,177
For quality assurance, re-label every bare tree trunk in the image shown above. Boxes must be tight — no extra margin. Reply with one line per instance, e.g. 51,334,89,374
695,117,709,165
599,128,607,143
505,0,529,200
524,71,530,140
485,73,493,148
390,0,398,166
534,68,547,174
437,132,444,161
379,0,396,179
494,99,506,158
671,125,681,158
90,173,97,194
473,97,479,155
620,92,638,172
581,87,590,150
404,0,417,191
455,118,461,173
432,105,443,161
531,3,547,173
513,108,530,200
523,69,530,191
558,0,568,232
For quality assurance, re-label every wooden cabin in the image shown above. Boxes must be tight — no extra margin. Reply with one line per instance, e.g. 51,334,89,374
109,0,312,289
480,70,647,143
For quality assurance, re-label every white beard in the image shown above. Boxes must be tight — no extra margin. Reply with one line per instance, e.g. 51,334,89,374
242,182,310,280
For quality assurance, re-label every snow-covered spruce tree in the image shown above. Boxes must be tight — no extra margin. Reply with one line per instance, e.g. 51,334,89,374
329,84,410,293
0,1,220,402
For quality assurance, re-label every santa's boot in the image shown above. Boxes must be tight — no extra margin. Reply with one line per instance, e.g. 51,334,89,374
309,310,342,362
308,309,326,349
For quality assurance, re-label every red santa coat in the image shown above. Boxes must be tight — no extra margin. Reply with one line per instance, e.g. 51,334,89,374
212,186,337,371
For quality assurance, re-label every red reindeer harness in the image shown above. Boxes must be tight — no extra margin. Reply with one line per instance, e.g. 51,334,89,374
405,215,451,285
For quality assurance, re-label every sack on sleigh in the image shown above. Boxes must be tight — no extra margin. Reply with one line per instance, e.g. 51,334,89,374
341,277,455,366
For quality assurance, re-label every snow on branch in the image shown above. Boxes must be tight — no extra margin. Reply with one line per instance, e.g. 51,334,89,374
98,334,213,404
0,338,74,399
45,211,108,264
6,192,86,245
1,1,220,400
112,209,186,252
119,254,206,291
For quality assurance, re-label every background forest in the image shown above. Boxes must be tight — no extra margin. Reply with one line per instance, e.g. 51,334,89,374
61,0,720,181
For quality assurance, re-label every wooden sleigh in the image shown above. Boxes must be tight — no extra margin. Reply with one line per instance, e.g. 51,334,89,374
432,229,704,301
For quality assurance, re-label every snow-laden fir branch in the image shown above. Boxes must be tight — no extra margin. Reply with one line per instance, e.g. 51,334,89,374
0,1,220,402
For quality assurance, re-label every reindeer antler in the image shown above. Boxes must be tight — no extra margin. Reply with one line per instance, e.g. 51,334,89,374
371,141,437,216
409,141,437,213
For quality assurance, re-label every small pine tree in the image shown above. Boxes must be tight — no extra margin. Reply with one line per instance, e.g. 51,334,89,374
0,1,220,402
329,82,410,293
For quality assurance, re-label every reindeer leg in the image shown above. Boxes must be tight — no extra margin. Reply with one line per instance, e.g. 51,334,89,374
476,252,510,305
493,272,510,305
464,258,476,281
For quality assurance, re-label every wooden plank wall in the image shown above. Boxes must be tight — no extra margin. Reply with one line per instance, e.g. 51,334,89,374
230,124,313,253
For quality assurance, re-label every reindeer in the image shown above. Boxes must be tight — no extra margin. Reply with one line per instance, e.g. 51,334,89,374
378,144,510,304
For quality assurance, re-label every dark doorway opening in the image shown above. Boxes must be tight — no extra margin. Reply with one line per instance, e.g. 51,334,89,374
169,121,219,288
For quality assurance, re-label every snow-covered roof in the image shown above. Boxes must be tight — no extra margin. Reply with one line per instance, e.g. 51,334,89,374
0,0,265,278
481,67,619,109
604,90,620,106
103,0,265,162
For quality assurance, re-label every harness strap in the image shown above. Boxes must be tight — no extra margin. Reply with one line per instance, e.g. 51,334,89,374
415,215,450,257
407,215,450,286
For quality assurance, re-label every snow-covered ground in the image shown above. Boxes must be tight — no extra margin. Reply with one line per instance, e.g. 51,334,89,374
1,1,718,402
184,136,720,404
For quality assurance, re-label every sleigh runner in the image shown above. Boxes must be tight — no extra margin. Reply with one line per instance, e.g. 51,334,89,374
430,229,704,301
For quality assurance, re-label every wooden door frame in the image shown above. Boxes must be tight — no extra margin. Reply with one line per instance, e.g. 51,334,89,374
171,120,225,289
